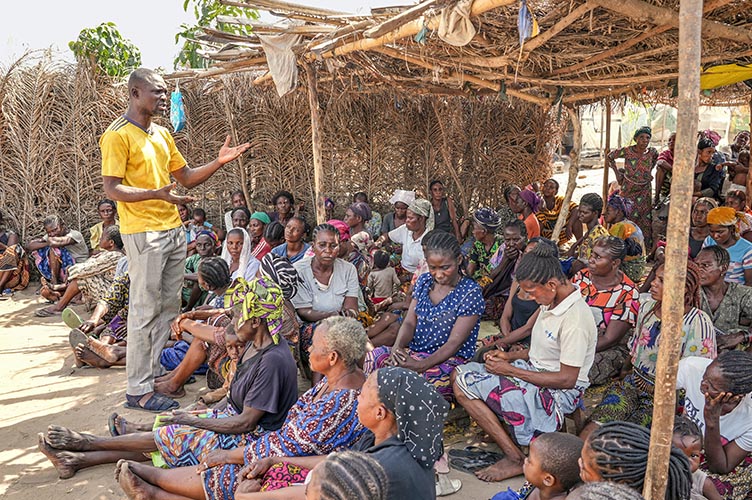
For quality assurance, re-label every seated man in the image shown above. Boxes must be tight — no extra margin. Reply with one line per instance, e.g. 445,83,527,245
26,215,89,302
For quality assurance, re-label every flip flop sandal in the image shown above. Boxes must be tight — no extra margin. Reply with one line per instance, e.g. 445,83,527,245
62,308,83,330
34,307,60,317
448,446,505,462
124,393,179,413
69,328,88,349
108,413,126,437
449,456,494,474
186,375,196,385
436,475,462,496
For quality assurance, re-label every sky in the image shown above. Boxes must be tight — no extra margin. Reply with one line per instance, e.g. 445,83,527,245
0,0,377,70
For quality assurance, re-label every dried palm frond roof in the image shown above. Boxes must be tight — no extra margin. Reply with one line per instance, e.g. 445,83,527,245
165,0,752,106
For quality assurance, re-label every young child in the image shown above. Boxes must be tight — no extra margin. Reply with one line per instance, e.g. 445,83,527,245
198,325,246,406
672,415,723,500
367,250,401,306
191,207,215,232
493,432,584,500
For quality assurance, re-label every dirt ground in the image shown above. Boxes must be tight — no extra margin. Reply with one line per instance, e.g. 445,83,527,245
0,289,523,500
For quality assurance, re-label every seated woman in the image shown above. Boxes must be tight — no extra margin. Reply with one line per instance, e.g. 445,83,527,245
703,206,752,286
696,246,752,351
182,231,218,311
572,236,640,386
725,190,752,241
466,207,504,286
694,137,725,202
230,207,251,231
452,243,597,482
385,199,433,279
536,178,581,248
271,217,310,264
479,219,528,320
293,223,359,382
262,221,285,254
26,215,89,302
76,316,368,500
380,189,414,237
38,276,300,479
689,197,718,259
88,199,118,255
352,192,382,239
429,180,461,240
222,228,261,282
676,350,752,499
513,188,541,239
0,210,29,293
365,231,484,401
346,200,373,237
577,421,692,500
249,212,272,259
604,195,646,283
35,225,124,317
565,193,609,276
268,190,296,226
581,261,716,435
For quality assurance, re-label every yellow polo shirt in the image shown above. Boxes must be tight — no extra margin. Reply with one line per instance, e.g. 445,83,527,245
100,117,186,234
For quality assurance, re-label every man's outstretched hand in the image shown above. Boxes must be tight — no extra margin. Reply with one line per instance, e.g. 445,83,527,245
156,183,196,205
217,135,251,166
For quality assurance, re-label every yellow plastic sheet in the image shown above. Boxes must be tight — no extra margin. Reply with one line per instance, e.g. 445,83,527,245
700,64,752,90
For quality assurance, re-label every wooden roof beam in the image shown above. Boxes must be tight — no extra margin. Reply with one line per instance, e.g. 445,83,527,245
523,2,595,53
219,0,349,18
363,0,441,39
215,16,335,34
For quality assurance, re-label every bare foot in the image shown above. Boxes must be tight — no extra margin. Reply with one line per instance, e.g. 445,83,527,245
118,461,156,500
86,337,120,363
74,344,112,369
155,371,174,383
154,380,186,399
112,413,152,435
46,425,95,451
38,433,79,479
474,457,524,482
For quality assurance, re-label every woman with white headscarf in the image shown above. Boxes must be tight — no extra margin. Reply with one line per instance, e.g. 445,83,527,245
386,199,434,276
221,228,260,282
380,189,416,236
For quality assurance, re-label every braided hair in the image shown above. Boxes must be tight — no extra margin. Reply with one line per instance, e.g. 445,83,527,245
515,241,566,284
697,245,730,270
594,236,641,263
568,482,645,500
263,221,285,244
587,421,691,500
715,350,752,395
580,193,604,214
653,260,701,309
312,222,340,243
102,225,123,250
197,256,231,291
316,451,388,500
422,229,460,260
673,414,703,442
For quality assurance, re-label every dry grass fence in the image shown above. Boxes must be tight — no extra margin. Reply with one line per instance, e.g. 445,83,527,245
0,56,562,240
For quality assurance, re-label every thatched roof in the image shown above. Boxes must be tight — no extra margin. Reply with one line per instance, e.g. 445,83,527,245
165,0,752,106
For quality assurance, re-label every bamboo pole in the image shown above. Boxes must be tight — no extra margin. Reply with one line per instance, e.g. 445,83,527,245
222,93,251,206
303,62,326,224
601,99,611,211
551,107,581,243
643,0,702,498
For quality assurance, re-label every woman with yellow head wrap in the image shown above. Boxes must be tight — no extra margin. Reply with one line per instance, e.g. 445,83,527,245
704,207,752,285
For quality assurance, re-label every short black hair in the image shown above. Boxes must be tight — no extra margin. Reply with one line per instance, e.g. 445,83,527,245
97,199,116,210
373,250,390,270
271,190,295,206
580,193,604,214
192,207,206,219
673,414,702,442
534,432,584,490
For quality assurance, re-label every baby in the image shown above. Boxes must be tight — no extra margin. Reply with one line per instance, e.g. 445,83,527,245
672,415,722,500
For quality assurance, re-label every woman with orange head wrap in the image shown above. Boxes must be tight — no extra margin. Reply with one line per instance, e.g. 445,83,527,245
703,207,752,285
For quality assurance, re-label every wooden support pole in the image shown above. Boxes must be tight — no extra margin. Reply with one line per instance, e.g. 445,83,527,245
747,95,752,196
601,99,611,211
363,0,439,39
523,2,594,53
222,93,251,206
303,62,326,225
643,0,702,498
551,107,581,243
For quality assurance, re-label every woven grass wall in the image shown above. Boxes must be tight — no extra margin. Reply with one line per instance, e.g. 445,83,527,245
0,59,561,240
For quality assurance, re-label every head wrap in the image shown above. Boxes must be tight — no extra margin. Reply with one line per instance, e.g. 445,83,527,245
607,194,634,218
518,189,542,213
473,207,502,232
350,231,373,258
407,198,435,232
324,198,335,209
327,219,351,241
701,129,722,146
376,367,449,468
389,189,416,207
250,211,271,225
707,206,740,227
349,202,372,222
698,137,716,150
221,227,253,276
259,253,300,300
197,230,220,250
224,277,285,344
633,126,652,140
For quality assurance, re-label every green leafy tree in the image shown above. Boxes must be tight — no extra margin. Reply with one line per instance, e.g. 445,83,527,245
175,0,259,69
69,22,141,78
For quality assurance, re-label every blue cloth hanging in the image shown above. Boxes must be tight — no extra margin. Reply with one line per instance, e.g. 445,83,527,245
170,82,186,133
517,0,539,46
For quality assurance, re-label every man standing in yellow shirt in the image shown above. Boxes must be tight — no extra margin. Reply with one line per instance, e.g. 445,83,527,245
100,68,249,412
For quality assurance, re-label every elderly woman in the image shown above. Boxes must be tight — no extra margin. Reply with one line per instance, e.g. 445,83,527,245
573,236,640,386
345,202,372,237
0,210,29,294
268,190,296,226
565,193,610,276
95,317,368,500
271,217,310,264
365,231,484,400
696,246,752,352
604,194,646,283
223,190,248,231
581,261,716,436
676,351,752,499
536,178,581,248
381,189,414,236
607,126,658,248
690,197,718,259
248,212,272,259
38,277,300,478
512,188,541,239
89,199,118,255
703,206,752,286
466,207,504,285
694,137,725,202
386,198,433,277
452,243,597,482
222,228,261,282
231,207,251,230
429,180,461,240
353,192,382,239
293,223,360,381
